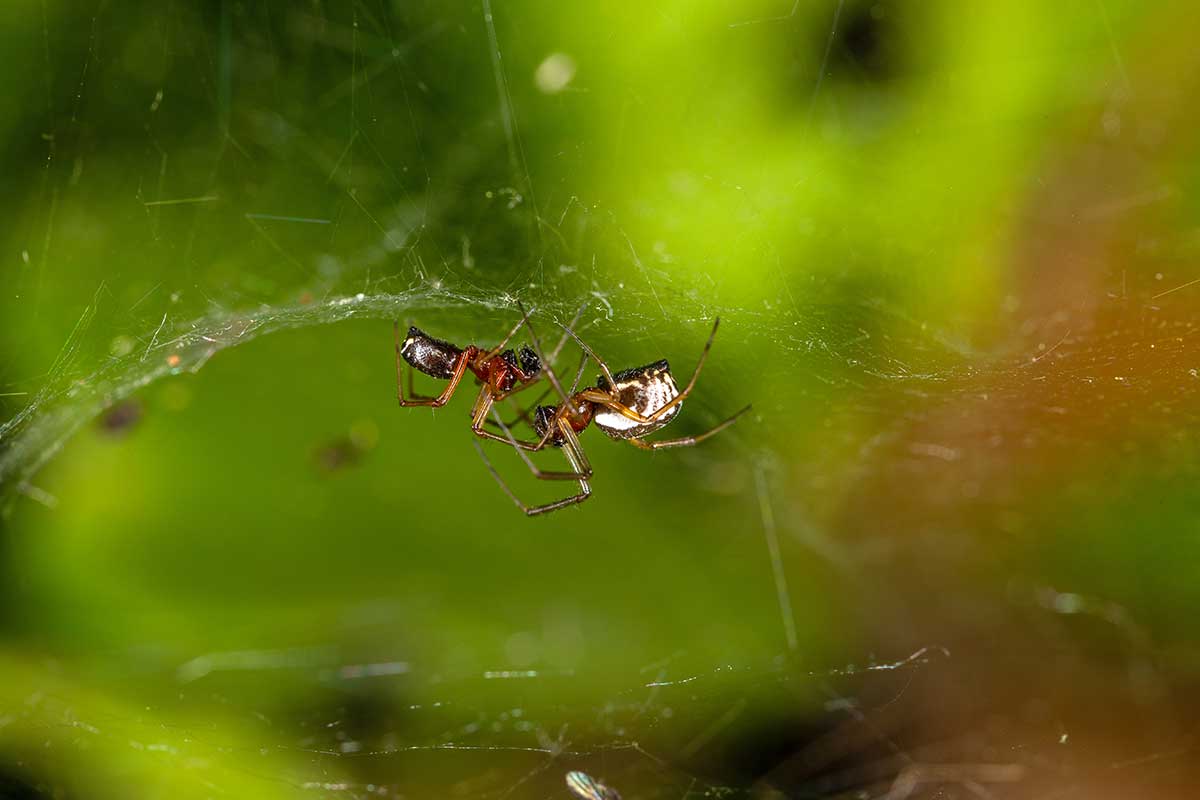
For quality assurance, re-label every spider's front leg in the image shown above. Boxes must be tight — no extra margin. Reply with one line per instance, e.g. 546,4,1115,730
468,385,554,451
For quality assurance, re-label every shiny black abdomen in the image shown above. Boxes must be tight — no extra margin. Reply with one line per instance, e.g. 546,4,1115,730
400,326,464,379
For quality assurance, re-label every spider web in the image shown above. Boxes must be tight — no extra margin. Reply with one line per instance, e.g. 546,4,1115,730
3,2,1200,799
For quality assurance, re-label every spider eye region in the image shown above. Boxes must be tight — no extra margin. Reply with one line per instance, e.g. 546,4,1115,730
400,326,463,379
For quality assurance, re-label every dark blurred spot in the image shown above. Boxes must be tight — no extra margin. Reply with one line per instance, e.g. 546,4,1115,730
333,691,395,749
97,399,143,436
640,669,835,788
770,1,910,123
831,2,904,84
293,686,413,785
313,436,366,473
313,420,379,474
0,766,52,800
677,709,830,787
644,660,985,795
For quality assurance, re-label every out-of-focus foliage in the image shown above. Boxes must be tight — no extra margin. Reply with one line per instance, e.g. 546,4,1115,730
3,1,1200,797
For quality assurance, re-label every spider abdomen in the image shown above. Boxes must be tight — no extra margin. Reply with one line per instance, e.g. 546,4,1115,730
400,326,465,379
593,360,681,440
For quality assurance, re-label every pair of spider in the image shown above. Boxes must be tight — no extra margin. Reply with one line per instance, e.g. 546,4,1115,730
393,304,749,515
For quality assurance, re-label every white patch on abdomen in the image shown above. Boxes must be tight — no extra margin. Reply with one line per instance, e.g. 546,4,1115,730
594,408,649,431
594,372,680,438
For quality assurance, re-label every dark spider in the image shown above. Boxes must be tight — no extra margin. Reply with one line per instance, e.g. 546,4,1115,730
393,307,583,443
474,307,751,516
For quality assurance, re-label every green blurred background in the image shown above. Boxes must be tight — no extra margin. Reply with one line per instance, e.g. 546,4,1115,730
3,1,1200,797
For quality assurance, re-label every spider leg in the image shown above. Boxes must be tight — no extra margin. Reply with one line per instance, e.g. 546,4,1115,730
491,409,592,480
395,321,473,407
672,316,722,405
470,384,553,450
405,362,427,401
479,305,538,360
546,300,590,365
473,424,555,450
473,420,592,516
554,319,619,395
516,301,575,407
625,404,751,450
490,385,553,429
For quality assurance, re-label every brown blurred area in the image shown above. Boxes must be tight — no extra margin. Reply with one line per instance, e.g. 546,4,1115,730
776,11,1200,796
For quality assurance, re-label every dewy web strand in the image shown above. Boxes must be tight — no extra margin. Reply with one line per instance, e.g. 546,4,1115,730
0,266,942,511
0,288,540,508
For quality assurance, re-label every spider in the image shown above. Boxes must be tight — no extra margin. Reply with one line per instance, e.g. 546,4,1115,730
393,307,584,444
473,312,751,516
565,771,621,800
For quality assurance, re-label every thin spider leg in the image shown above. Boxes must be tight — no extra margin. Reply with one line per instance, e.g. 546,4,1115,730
564,348,591,394
429,353,473,407
395,320,471,406
557,421,594,477
468,384,495,430
470,385,550,450
676,316,721,400
545,301,590,365
516,301,574,407
625,404,752,450
470,381,559,450
491,409,591,480
573,318,723,425
473,438,591,516
520,424,594,515
473,424,557,451
471,388,554,450
480,305,537,360
474,441,530,513
401,358,474,408
484,385,554,430
555,320,619,394
468,370,554,450
405,360,430,402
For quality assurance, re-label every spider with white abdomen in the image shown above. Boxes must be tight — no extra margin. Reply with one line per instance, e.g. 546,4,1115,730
565,770,621,800
474,309,751,516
